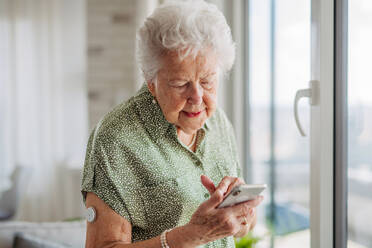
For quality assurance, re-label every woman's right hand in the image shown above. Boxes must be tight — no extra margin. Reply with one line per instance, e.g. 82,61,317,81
184,176,264,246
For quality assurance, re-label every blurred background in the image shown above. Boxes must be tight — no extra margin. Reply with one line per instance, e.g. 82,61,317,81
0,0,371,247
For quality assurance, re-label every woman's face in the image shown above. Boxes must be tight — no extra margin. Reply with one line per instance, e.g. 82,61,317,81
148,49,219,135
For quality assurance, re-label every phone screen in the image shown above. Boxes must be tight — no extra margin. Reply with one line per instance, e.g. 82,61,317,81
217,184,266,208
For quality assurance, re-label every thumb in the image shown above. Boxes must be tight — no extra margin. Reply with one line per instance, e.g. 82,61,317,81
200,175,216,194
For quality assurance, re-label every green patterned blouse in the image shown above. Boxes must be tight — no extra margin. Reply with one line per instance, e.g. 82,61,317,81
81,83,242,248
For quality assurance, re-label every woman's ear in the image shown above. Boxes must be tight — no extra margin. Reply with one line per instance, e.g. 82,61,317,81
147,81,156,97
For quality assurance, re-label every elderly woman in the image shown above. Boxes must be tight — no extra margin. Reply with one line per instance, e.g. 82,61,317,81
81,1,263,247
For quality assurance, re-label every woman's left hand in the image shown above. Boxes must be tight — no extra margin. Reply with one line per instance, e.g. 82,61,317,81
200,175,258,238
232,207,257,238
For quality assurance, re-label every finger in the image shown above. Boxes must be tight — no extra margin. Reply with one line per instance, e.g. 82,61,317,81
250,208,255,217
229,196,264,214
250,210,257,231
215,176,236,196
236,214,249,224
203,187,224,209
200,175,216,194
237,208,256,225
225,177,244,197
235,207,255,219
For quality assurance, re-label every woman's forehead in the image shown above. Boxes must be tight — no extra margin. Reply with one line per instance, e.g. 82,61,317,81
160,68,217,81
160,51,218,78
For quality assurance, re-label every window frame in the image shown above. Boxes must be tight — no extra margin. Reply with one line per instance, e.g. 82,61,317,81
333,0,348,247
310,0,335,247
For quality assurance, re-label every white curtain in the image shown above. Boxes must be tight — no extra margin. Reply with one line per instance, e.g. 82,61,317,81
0,0,88,221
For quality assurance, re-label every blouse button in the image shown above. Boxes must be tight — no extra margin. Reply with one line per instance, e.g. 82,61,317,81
204,192,209,198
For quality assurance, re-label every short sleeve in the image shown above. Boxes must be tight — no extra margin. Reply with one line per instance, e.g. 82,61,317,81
228,123,244,180
219,109,244,181
231,134,243,180
80,128,146,227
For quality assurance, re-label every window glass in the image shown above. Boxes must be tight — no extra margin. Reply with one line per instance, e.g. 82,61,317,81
248,0,311,247
348,0,372,247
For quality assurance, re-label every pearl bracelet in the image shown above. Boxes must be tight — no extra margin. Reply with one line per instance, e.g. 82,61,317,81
160,228,172,248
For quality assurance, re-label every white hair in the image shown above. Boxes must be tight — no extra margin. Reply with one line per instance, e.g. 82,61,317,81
137,0,236,83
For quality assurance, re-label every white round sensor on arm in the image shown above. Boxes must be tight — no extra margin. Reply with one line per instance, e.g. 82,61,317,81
86,206,96,223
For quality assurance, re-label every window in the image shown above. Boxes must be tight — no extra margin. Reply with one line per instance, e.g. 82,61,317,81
247,0,311,247
348,0,372,247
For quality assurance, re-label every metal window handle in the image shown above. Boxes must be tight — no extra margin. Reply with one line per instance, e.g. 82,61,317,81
294,80,319,136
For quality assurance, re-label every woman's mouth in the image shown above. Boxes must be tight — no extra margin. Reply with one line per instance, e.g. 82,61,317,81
183,110,203,118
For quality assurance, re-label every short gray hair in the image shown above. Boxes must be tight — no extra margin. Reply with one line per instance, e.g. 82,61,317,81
137,0,236,83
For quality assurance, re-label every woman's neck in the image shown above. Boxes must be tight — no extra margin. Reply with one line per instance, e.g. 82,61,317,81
176,128,197,148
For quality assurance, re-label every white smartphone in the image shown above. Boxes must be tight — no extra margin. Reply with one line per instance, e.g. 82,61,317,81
217,184,267,208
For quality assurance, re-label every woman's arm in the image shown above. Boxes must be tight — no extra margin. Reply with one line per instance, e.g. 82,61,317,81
85,192,198,248
85,176,263,248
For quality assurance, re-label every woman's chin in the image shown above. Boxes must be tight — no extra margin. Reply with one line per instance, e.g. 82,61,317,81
174,111,208,134
177,121,205,134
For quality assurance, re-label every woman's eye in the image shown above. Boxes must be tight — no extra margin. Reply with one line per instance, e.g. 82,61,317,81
202,81,212,88
170,82,187,88
175,84,187,88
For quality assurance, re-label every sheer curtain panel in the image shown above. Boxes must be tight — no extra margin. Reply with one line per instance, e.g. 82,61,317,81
0,0,88,221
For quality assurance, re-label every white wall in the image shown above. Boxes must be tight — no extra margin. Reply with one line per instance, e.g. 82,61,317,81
87,0,138,130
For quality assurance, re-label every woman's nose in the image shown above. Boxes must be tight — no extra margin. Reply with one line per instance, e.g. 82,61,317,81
187,84,203,105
